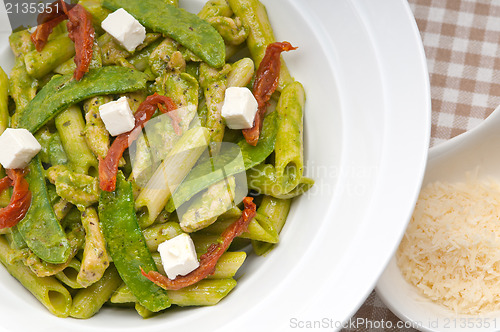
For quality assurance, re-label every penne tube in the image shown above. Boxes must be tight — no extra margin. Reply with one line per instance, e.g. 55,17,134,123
180,176,237,233
274,81,305,193
227,57,255,88
252,195,292,255
205,251,246,279
55,258,84,289
135,126,210,224
110,282,135,304
201,208,279,243
70,265,122,319
150,251,246,279
24,34,76,79
0,66,8,135
8,30,35,57
247,163,314,198
227,0,294,91
111,278,238,307
0,236,72,318
9,57,38,117
55,105,98,175
143,222,183,252
168,279,237,306
135,303,156,318
0,67,9,207
198,0,233,20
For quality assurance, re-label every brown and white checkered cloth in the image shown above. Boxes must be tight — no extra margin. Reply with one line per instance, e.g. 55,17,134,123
345,0,500,331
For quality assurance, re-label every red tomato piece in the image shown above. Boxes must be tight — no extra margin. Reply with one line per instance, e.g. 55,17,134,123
0,169,32,229
243,41,297,146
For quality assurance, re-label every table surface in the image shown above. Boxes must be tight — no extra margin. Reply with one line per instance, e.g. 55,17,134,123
343,0,500,331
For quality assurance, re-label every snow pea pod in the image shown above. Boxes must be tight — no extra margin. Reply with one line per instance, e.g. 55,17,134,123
13,66,148,133
17,156,71,264
103,0,225,68
99,171,170,312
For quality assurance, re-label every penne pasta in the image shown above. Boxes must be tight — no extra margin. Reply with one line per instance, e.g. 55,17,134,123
135,126,210,224
227,0,294,91
55,106,98,175
70,265,122,319
0,236,72,318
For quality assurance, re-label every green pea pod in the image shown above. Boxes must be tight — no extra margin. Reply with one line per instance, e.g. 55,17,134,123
18,156,71,264
165,111,278,213
103,0,225,68
99,171,170,312
13,66,148,133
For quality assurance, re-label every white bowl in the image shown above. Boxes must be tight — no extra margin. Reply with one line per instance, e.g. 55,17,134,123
0,0,430,331
377,105,500,332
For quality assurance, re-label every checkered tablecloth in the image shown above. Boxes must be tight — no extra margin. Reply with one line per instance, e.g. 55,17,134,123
345,0,500,331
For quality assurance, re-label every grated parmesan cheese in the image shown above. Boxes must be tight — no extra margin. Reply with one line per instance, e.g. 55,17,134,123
397,178,500,314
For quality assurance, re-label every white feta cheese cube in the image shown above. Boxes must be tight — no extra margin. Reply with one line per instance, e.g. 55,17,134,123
101,8,146,52
99,96,136,136
158,233,199,280
0,128,41,169
221,87,259,129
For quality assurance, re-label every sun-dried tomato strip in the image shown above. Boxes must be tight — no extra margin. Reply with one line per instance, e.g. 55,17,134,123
141,197,257,290
99,93,179,192
31,1,67,52
61,2,95,80
0,169,32,229
31,1,94,80
0,176,12,193
243,41,297,146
